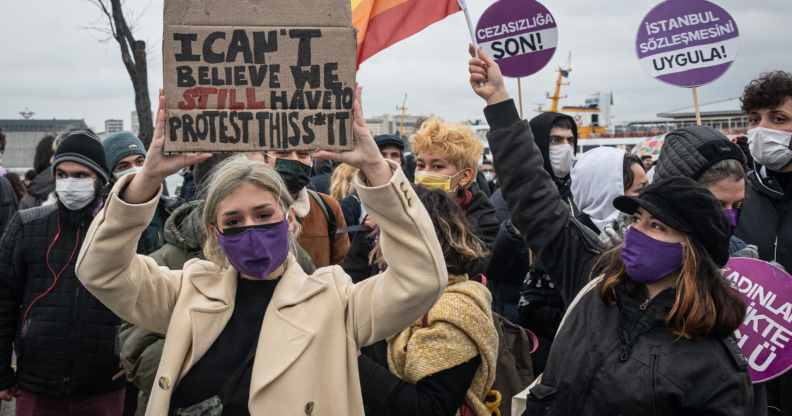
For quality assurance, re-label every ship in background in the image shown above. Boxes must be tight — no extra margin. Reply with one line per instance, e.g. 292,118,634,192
544,54,612,139
543,55,748,159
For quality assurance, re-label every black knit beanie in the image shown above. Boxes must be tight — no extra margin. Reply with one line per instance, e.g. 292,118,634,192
52,130,110,183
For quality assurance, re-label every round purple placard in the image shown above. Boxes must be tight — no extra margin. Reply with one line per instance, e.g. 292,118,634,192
636,0,739,88
724,258,792,383
475,0,558,78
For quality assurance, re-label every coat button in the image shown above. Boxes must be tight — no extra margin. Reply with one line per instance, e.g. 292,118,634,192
304,401,314,415
158,376,171,390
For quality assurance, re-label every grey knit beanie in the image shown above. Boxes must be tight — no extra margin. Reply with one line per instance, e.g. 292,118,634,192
654,126,745,182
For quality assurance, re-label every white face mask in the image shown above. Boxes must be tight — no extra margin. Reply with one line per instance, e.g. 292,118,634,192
748,127,792,172
56,178,96,211
549,143,575,178
114,166,143,180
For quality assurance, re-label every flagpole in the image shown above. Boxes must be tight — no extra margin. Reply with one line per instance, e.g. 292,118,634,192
458,0,478,51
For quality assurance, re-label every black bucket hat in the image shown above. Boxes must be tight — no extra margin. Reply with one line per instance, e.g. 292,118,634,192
613,176,730,266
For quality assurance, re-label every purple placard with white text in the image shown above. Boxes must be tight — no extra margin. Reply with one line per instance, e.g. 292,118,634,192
475,0,557,78
724,258,792,383
636,0,739,88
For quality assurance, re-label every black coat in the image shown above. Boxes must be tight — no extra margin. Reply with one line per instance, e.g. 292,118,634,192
486,100,757,415
0,176,17,236
737,168,792,270
736,167,792,415
463,187,500,250
485,100,600,307
0,203,123,397
523,280,755,415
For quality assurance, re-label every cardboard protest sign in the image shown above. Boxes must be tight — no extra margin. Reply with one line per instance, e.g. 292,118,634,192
636,0,739,88
724,258,792,383
163,0,356,153
475,0,558,78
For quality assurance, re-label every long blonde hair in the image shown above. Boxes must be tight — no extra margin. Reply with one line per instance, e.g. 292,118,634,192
201,155,297,267
330,163,359,201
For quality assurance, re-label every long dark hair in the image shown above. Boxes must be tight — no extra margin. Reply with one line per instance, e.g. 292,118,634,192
33,135,55,174
596,237,745,339
413,186,489,276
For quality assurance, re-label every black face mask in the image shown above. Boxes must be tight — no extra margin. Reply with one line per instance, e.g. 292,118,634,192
275,158,312,194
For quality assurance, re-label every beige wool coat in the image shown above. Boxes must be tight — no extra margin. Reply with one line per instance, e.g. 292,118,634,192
75,167,447,415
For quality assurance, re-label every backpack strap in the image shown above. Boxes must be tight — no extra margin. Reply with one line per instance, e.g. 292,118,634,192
555,275,603,336
307,190,337,239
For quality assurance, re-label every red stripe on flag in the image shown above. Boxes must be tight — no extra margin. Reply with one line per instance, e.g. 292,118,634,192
357,0,460,65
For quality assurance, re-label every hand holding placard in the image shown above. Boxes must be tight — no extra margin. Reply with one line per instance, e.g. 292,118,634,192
124,91,212,204
468,45,510,107
314,87,391,187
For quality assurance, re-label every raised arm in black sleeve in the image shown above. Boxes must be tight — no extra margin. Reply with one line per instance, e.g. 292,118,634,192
484,99,601,304
0,214,24,390
358,353,481,416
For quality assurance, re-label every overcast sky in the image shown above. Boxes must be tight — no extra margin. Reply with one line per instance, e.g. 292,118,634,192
0,0,788,132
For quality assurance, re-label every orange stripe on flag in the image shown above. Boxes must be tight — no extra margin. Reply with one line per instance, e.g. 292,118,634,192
370,0,410,18
354,0,460,65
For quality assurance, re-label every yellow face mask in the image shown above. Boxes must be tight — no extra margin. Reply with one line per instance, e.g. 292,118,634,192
414,171,464,193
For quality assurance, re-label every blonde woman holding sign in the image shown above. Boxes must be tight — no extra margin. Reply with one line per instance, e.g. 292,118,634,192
74,89,447,416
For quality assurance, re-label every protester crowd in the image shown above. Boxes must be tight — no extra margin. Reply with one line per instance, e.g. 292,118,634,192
0,50,790,416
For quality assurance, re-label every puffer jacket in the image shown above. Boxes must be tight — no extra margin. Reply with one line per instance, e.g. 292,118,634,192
148,200,206,268
0,203,123,397
522,278,755,415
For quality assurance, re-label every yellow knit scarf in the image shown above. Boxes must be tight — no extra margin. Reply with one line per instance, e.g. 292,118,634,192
388,275,499,416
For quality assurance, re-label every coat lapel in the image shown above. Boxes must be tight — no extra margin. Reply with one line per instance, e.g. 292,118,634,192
184,264,236,374
250,256,328,399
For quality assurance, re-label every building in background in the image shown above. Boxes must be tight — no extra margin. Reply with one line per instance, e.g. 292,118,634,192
614,98,748,137
105,119,123,134
365,113,428,144
0,119,89,170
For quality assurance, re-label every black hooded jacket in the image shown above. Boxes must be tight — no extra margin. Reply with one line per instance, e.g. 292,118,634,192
528,111,578,201
486,110,578,345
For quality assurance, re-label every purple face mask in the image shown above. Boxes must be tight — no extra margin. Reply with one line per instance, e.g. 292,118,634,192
217,220,289,279
724,208,740,230
621,227,683,284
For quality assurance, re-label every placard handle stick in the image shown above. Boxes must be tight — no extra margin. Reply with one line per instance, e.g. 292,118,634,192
692,87,703,126
517,78,525,119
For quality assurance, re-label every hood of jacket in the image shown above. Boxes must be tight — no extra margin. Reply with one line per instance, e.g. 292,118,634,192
747,163,788,201
571,147,625,233
29,169,55,200
163,199,206,252
529,112,579,181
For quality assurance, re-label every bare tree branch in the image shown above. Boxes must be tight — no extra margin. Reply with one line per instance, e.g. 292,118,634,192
84,0,154,146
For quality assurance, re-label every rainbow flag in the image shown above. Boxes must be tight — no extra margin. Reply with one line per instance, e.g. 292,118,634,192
353,0,461,65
